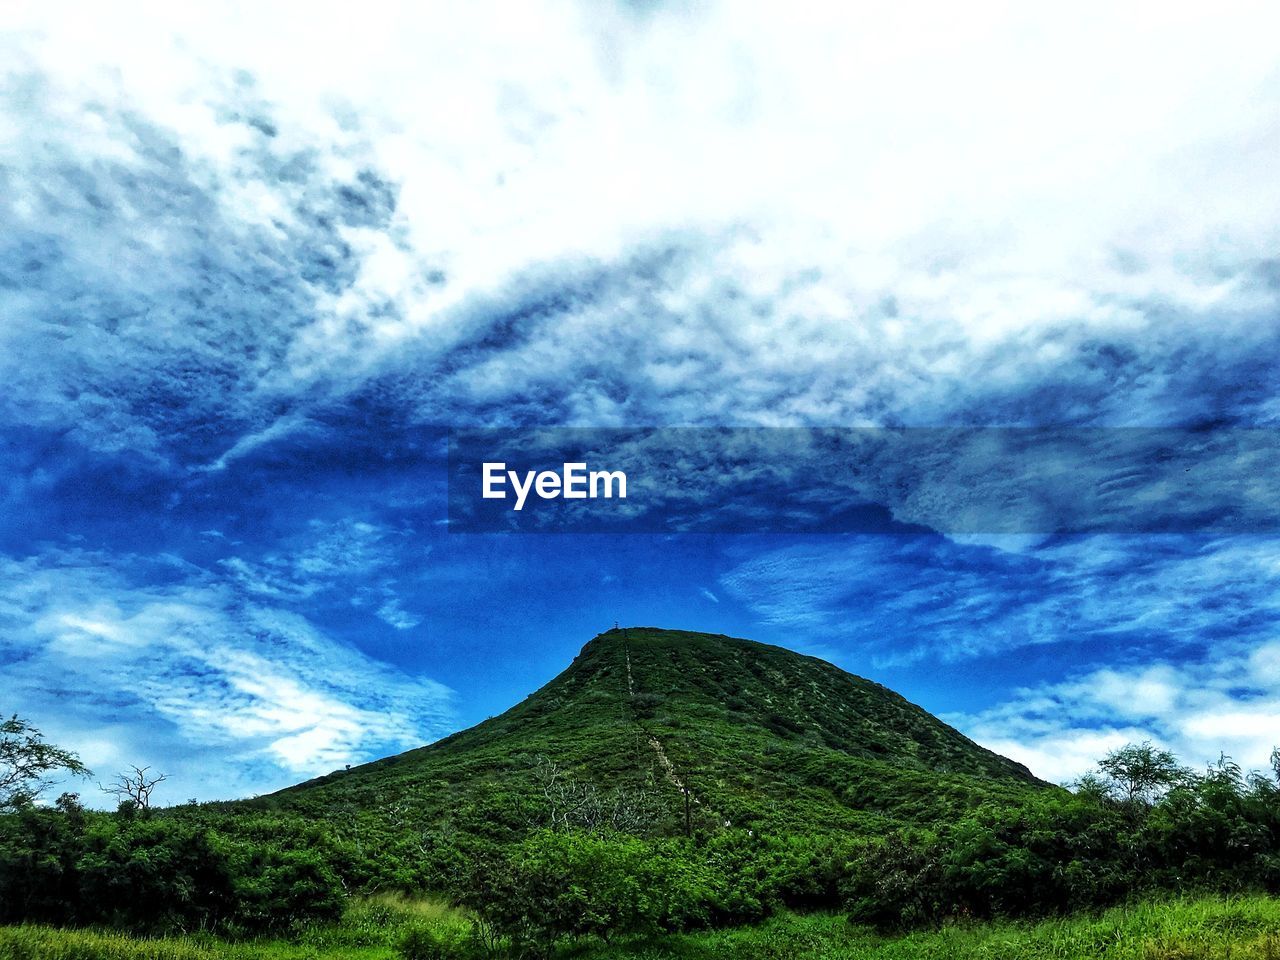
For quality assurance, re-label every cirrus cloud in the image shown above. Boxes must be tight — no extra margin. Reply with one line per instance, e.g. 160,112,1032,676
0,549,452,802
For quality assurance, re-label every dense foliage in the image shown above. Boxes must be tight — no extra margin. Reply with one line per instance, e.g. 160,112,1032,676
842,750,1280,930
0,803,345,935
8,746,1279,953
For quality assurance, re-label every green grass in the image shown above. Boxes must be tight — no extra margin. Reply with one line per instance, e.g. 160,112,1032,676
0,895,454,960
588,897,1280,960
4,896,1280,960
0,927,391,960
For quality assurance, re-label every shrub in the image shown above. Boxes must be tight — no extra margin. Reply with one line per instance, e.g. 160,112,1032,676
456,831,721,956
842,830,946,930
0,809,348,935
222,845,345,932
631,692,664,719
397,921,478,960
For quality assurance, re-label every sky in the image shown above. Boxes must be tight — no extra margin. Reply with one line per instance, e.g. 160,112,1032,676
3,0,1280,803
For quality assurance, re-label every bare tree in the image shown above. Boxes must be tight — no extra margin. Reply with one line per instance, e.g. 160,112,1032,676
531,755,578,830
605,784,658,834
528,755,657,835
102,765,167,810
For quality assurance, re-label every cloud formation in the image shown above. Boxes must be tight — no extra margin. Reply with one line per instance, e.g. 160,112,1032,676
721,535,1280,665
3,0,1280,460
952,642,1280,785
0,549,452,801
2,1,1279,797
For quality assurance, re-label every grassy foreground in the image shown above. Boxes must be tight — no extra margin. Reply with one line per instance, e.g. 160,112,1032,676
2,895,1279,960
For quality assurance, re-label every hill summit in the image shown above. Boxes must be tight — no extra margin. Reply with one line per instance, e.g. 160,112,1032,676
273,628,1043,835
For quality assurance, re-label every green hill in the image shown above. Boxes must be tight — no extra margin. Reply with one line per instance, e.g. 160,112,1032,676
267,628,1047,836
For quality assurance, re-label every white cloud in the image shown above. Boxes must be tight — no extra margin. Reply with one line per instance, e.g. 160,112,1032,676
218,519,424,630
0,550,452,803
2,0,1279,460
377,598,423,631
952,639,1280,784
977,729,1143,788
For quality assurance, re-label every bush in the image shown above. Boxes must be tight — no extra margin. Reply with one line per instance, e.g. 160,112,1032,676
223,845,345,932
630,692,664,719
397,922,478,960
0,808,348,935
76,817,237,932
837,755,1280,930
456,831,724,956
842,830,946,930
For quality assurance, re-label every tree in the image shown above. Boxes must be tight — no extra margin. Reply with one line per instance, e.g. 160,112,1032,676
1070,771,1114,804
1096,742,1187,808
101,765,167,810
0,714,90,810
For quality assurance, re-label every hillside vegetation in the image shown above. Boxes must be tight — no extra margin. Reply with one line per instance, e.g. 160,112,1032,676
4,628,1280,957
269,628,1043,836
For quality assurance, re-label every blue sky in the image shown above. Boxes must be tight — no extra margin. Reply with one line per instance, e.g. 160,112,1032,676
3,0,1280,802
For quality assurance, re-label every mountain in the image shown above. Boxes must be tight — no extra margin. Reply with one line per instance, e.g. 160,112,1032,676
267,628,1047,836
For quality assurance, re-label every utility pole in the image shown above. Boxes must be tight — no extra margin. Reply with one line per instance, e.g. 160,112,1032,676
683,780,692,837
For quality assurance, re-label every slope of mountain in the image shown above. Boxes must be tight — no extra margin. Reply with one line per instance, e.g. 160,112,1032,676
265,628,1048,836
